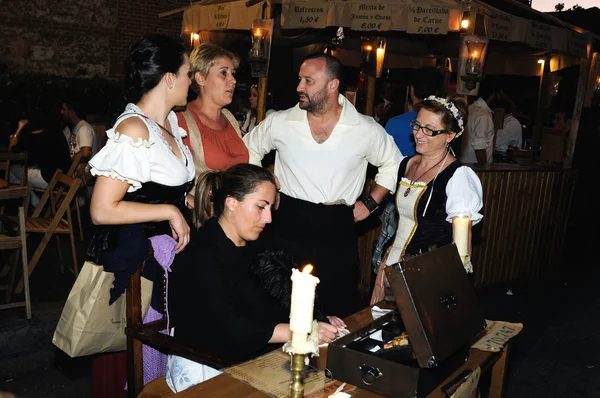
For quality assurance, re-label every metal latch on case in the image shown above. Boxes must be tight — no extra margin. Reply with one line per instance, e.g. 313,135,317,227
358,364,383,385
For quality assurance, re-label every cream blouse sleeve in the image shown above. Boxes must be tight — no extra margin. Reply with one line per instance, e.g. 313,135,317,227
445,166,484,225
88,129,154,192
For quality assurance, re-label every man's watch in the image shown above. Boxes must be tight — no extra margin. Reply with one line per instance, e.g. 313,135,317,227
361,195,379,213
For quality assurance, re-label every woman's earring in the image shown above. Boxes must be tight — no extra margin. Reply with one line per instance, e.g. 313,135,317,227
169,84,174,89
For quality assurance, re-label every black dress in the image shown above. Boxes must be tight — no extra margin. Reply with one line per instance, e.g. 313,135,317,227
86,104,195,310
87,181,192,309
172,219,290,365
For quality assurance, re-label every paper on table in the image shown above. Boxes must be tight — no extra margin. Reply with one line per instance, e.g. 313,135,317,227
225,349,356,398
450,367,481,398
471,320,523,352
371,305,392,320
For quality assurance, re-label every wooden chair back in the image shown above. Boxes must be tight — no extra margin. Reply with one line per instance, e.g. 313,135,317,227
41,152,82,218
0,185,32,319
126,268,232,397
0,152,28,186
67,152,83,177
13,170,82,293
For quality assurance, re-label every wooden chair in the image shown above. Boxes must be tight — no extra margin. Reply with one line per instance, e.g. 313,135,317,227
35,153,87,241
0,185,32,319
126,268,232,397
12,170,82,294
0,152,28,186
0,152,28,215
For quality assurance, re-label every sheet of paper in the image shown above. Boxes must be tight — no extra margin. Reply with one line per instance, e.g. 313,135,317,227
224,349,355,398
451,367,481,398
471,320,523,352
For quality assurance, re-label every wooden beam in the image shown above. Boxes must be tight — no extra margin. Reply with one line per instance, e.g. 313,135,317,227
256,1,272,124
365,75,376,117
584,52,598,108
564,41,593,168
531,56,550,163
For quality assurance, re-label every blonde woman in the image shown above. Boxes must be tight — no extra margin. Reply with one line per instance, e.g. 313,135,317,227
176,43,248,180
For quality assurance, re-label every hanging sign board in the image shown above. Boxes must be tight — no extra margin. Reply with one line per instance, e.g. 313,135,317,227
350,3,392,32
527,21,552,50
281,0,328,29
486,12,512,42
206,3,230,30
406,5,449,35
568,32,588,58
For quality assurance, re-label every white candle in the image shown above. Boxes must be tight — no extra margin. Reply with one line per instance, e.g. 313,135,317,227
289,265,319,349
452,216,471,264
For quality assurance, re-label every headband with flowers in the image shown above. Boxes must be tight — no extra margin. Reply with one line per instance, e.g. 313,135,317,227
425,96,464,137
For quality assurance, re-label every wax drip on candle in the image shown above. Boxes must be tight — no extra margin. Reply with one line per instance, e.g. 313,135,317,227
288,264,320,354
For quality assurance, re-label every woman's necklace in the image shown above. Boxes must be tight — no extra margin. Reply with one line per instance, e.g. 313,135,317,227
135,113,174,138
404,154,447,197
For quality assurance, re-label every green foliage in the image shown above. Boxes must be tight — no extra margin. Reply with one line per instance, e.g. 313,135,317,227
0,73,124,141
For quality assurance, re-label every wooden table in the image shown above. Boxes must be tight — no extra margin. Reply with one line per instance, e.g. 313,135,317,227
164,302,509,398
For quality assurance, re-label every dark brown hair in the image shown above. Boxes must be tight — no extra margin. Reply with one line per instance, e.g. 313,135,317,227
192,163,276,228
416,93,469,135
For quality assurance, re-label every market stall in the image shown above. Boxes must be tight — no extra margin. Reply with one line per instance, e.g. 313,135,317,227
161,0,597,290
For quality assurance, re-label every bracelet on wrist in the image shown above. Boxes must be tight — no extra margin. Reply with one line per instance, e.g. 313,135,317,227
361,195,379,213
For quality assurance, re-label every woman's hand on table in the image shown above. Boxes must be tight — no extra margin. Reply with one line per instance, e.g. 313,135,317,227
168,206,190,253
316,322,338,345
326,316,346,329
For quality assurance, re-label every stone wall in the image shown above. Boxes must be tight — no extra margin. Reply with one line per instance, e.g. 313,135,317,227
0,0,187,78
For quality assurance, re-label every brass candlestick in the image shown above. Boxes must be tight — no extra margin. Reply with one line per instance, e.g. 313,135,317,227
289,353,308,398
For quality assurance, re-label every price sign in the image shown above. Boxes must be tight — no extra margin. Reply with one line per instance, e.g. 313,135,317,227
487,12,512,42
527,22,552,50
350,3,391,32
568,32,588,58
207,3,230,30
406,5,449,35
282,0,327,29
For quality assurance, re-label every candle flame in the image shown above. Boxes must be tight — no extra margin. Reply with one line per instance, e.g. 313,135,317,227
254,28,262,38
302,264,314,274
471,51,478,57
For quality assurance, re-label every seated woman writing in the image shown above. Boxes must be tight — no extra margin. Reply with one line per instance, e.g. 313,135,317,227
168,163,343,392
371,94,484,304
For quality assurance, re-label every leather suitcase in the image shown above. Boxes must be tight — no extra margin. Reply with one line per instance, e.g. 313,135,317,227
326,244,485,398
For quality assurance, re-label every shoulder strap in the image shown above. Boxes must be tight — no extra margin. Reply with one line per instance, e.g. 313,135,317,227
222,108,243,138
181,109,215,177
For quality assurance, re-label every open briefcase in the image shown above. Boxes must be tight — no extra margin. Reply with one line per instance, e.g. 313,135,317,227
325,244,486,397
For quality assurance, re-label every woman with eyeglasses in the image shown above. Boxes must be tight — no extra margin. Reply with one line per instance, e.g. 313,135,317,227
371,94,483,304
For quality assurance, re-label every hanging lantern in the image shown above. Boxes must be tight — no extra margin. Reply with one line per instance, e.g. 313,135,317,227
249,19,274,78
457,34,488,95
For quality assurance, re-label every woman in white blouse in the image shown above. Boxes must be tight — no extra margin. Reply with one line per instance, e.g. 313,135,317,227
86,34,196,394
371,94,483,304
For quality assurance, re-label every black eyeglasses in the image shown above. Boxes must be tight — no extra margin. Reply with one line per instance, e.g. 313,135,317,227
410,120,448,137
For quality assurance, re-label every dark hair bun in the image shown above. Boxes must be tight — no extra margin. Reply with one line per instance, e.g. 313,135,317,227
123,34,187,103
